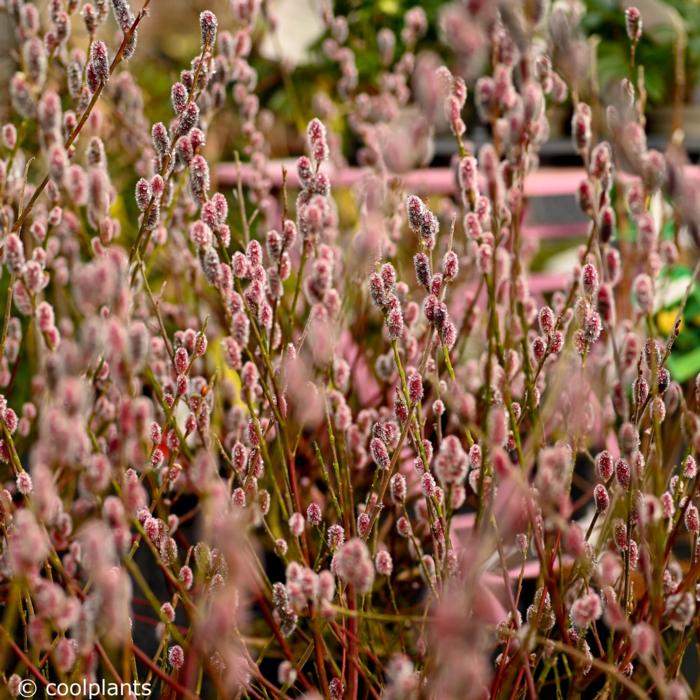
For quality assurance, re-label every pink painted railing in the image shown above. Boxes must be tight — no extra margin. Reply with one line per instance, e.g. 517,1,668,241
217,162,590,197
215,161,699,295
217,161,700,196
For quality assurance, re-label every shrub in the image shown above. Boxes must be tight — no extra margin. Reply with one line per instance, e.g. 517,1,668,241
0,1,699,698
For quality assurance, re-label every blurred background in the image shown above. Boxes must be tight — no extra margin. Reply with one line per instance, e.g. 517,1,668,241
105,0,700,162
144,0,700,162
4,0,699,164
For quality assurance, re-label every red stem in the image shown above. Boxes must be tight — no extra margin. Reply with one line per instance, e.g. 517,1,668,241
130,641,201,700
255,593,314,692
347,585,359,700
0,627,50,688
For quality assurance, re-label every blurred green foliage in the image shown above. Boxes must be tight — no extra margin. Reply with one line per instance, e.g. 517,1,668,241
124,0,700,162
584,0,700,105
